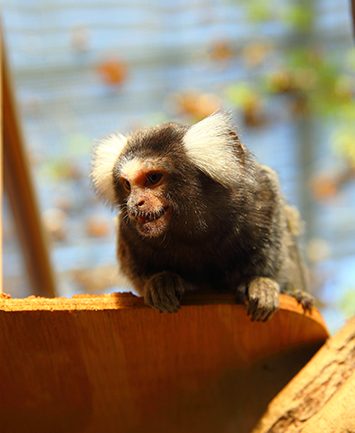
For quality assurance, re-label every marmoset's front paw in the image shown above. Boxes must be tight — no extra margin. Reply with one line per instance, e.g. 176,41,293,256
292,289,314,312
144,272,186,313
246,277,280,321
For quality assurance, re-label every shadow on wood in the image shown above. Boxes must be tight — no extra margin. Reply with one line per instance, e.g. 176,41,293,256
0,292,328,433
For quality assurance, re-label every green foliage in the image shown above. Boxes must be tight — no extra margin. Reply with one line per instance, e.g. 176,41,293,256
285,48,353,116
226,0,355,175
333,128,355,165
226,82,261,106
338,288,355,318
282,5,313,31
246,0,273,22
242,0,313,31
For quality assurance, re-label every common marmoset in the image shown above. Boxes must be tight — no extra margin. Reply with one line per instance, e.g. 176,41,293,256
92,113,313,321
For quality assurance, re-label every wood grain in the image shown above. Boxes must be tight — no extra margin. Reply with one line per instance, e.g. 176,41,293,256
252,318,355,433
0,293,328,433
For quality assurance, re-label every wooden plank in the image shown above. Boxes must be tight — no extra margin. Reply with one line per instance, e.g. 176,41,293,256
2,37,57,296
251,318,355,433
0,292,328,433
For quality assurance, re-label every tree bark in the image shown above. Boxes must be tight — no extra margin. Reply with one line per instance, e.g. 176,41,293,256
252,318,355,433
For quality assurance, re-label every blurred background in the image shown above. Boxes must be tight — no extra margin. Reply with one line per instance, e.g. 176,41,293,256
2,0,355,332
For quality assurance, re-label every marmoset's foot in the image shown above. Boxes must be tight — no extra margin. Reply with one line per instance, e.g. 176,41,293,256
291,289,314,312
144,272,186,313
246,277,280,321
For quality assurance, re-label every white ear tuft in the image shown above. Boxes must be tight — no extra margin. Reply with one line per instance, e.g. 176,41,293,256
91,133,127,204
183,112,239,187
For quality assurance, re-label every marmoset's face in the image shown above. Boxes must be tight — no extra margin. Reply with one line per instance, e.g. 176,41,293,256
116,157,173,238
92,113,242,240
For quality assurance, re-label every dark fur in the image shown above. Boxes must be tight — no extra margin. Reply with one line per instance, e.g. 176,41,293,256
110,122,312,319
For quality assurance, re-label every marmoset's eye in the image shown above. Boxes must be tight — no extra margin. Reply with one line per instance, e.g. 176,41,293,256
122,179,131,192
146,172,163,186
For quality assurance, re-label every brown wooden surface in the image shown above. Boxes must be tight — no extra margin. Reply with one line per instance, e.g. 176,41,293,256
2,38,56,296
0,292,328,433
252,317,355,433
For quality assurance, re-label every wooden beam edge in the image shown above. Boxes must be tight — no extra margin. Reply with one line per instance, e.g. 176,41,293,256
0,292,328,333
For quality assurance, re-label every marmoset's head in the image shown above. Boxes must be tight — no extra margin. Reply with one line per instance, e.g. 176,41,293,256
91,112,249,238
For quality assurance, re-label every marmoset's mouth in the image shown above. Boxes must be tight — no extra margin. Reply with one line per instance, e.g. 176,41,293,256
135,206,168,224
132,206,170,237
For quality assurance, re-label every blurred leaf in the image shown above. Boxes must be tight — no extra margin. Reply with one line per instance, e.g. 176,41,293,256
333,129,355,165
346,48,355,70
340,103,355,122
226,83,266,127
40,160,82,181
226,83,257,106
264,48,355,117
242,42,273,67
338,288,355,318
246,0,273,22
283,5,313,31
265,70,298,94
97,58,128,86
175,91,221,121
210,39,234,62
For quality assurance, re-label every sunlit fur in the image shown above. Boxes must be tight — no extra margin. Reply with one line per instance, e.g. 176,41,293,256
91,133,127,204
120,157,143,181
92,113,245,204
183,112,240,188
92,113,311,316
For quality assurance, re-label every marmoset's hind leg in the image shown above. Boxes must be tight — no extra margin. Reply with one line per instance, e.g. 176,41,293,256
281,205,315,312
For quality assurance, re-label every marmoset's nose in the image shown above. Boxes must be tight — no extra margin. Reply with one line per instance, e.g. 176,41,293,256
137,200,145,207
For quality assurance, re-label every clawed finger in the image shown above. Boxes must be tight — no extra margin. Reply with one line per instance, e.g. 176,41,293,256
246,277,280,322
